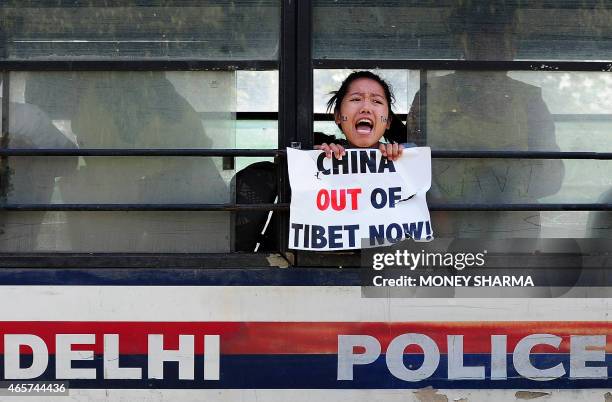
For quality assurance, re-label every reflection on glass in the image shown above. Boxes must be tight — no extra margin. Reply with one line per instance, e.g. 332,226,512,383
409,71,562,152
434,211,612,240
408,71,564,236
0,211,231,253
1,71,237,252
1,2,280,60
405,5,566,239
313,0,612,61
0,94,78,249
237,71,279,112
588,189,612,239
427,159,609,204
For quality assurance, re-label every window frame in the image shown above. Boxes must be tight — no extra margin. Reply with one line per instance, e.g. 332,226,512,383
0,0,611,269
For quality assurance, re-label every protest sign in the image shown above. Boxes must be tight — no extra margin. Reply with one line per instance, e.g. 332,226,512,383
287,147,433,250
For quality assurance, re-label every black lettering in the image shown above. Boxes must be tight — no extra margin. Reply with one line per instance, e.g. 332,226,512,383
369,224,386,246
312,225,327,249
425,221,432,240
378,156,396,173
344,224,359,247
291,223,303,248
359,150,377,173
370,188,387,209
350,151,359,174
386,223,403,243
304,224,310,248
316,152,330,176
388,187,402,208
402,221,423,240
332,154,349,174
328,225,343,248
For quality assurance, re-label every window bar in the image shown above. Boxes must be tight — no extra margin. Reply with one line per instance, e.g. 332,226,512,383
296,0,314,151
277,0,299,261
0,203,610,212
1,70,10,205
0,203,289,211
0,60,278,72
1,149,610,160
432,150,612,160
311,113,612,123
418,68,427,145
1,71,8,139
430,203,612,211
0,149,282,157
314,59,612,72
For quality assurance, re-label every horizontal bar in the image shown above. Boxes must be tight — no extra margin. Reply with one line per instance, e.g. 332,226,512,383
0,148,281,157
0,267,360,285
430,203,612,211
0,149,610,159
0,203,288,211
314,59,612,72
1,203,610,212
2,59,608,72
552,114,612,122
6,0,280,7
0,59,278,71
433,151,612,160
315,113,612,123
7,0,609,9
0,109,606,125
0,253,291,270
237,111,279,120
247,112,612,123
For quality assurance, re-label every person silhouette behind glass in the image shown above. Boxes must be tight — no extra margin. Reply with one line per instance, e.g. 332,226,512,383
404,2,564,240
0,100,77,249
400,2,569,295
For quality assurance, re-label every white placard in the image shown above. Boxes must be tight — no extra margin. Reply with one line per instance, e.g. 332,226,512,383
287,147,433,250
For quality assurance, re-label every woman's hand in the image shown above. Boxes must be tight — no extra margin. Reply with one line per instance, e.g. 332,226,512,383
315,143,346,159
379,142,404,161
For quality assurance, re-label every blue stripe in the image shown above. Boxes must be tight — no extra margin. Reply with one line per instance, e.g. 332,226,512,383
2,354,609,389
0,268,361,286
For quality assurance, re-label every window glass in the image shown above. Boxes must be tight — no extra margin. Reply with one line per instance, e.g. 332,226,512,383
414,71,612,152
236,71,278,171
1,1,280,60
431,211,611,239
429,159,611,204
12,71,235,149
410,70,612,212
311,67,612,243
509,71,612,153
237,71,278,112
313,1,612,61
0,211,231,252
235,120,277,171
1,70,241,252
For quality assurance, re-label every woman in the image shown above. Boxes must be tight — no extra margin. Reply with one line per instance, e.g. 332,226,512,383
316,70,405,161
235,71,406,251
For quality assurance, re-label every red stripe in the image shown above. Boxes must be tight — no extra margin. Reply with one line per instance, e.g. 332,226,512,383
0,322,609,355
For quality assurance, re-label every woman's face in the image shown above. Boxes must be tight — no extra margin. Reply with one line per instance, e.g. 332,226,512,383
335,77,391,148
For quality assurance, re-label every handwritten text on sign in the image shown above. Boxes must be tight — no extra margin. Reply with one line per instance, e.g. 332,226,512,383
287,147,433,250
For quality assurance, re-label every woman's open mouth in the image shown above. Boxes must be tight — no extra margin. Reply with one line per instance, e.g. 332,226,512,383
355,118,374,135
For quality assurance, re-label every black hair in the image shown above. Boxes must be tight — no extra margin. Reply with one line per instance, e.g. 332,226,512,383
326,70,395,116
325,70,407,144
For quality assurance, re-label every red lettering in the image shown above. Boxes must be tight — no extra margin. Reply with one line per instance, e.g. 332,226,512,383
331,189,347,211
317,188,362,211
316,189,330,211
347,188,362,210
